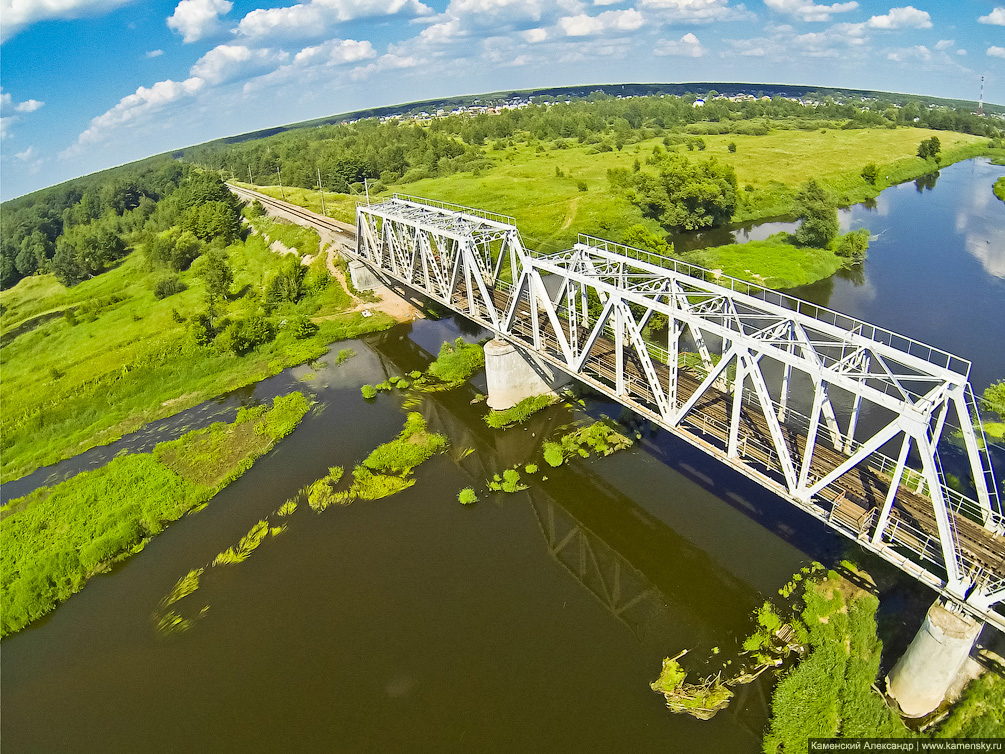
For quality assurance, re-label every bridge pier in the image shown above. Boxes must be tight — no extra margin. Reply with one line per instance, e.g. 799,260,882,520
349,259,382,291
485,338,568,411
886,600,982,717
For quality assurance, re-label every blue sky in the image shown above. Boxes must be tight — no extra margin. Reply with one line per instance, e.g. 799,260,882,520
1,0,1003,199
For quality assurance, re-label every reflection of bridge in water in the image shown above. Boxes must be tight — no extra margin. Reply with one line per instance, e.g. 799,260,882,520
235,187,1005,634
368,326,772,739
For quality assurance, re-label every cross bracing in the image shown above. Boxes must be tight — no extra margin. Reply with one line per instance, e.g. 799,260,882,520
355,195,1005,630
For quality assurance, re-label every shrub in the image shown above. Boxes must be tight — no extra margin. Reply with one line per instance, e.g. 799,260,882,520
221,315,276,356
835,228,870,261
288,314,318,339
861,163,879,185
154,274,187,300
727,142,737,153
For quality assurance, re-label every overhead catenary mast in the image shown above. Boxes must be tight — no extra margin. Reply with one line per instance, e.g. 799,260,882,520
978,76,985,117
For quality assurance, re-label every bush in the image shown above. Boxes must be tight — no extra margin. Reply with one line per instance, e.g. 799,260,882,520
727,142,737,153
288,314,318,339
154,274,187,300
861,163,879,185
835,228,870,261
220,315,276,356
427,338,484,385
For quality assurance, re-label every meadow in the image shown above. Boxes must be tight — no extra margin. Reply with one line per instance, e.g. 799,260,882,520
0,220,392,482
238,126,987,253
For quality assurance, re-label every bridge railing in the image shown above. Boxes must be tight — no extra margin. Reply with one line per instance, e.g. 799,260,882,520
575,234,971,379
389,194,517,227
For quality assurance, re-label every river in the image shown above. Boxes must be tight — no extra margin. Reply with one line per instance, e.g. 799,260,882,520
2,158,1003,752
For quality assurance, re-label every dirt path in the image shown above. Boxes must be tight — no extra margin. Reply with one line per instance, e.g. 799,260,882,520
560,196,581,231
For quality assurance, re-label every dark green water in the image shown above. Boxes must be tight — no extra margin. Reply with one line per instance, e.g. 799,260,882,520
3,158,1002,752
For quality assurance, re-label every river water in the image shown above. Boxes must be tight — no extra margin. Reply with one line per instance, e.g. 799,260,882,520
2,159,1003,752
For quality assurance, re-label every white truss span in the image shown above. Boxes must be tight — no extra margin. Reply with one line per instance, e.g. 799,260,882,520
355,194,1005,629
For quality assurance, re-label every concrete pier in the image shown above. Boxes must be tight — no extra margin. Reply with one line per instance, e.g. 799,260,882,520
349,259,382,291
887,600,982,717
485,338,567,411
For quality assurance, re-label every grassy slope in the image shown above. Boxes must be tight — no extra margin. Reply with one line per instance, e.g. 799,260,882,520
995,177,1005,204
0,229,391,482
0,392,310,637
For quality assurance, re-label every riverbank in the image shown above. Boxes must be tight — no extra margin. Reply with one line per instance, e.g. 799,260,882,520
0,392,311,638
0,218,406,483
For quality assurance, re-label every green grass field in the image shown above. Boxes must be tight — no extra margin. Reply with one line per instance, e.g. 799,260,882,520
0,228,391,482
242,126,986,257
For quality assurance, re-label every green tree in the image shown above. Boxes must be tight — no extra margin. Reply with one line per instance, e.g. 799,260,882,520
794,179,839,248
861,163,879,185
199,248,233,300
627,155,738,230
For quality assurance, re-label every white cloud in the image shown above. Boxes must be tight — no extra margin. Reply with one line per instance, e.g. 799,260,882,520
934,38,952,50
65,76,206,154
522,26,549,41
978,7,1005,25
558,8,644,35
957,48,965,55
15,145,37,161
764,0,857,23
0,87,44,138
989,46,1005,59
236,0,432,39
635,0,750,23
886,44,930,62
654,31,704,55
167,0,233,43
293,37,377,65
235,4,323,37
190,44,288,84
146,48,165,57
15,98,44,112
0,0,132,42
866,6,931,29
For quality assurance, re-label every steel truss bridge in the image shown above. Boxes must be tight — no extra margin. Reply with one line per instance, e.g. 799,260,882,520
234,186,1005,630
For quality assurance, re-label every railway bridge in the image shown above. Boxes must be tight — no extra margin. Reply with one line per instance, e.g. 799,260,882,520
233,185,1005,714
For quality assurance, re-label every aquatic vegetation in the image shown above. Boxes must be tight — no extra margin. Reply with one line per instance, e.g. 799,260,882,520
306,466,345,512
417,338,484,389
524,464,538,474
151,411,447,635
349,466,414,501
213,520,271,565
161,568,204,609
156,608,208,637
487,468,529,493
650,650,734,720
541,419,633,469
0,392,310,638
335,348,356,365
361,384,378,399
484,394,558,429
458,487,478,505
362,413,448,475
